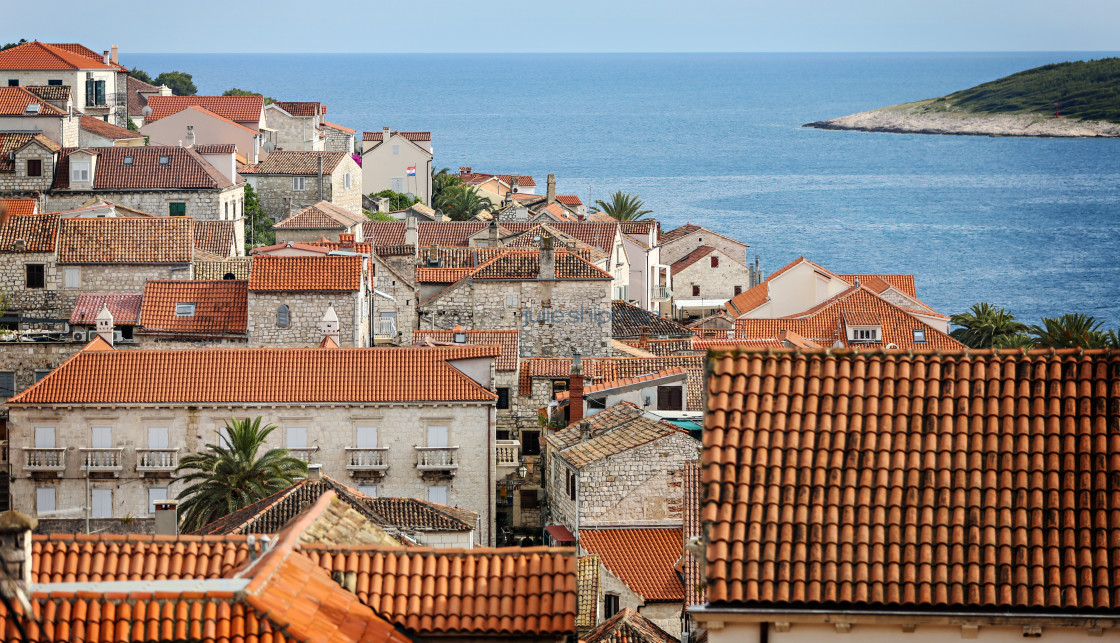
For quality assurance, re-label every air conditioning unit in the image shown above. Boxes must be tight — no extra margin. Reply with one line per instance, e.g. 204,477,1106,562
113,330,123,343
71,330,86,342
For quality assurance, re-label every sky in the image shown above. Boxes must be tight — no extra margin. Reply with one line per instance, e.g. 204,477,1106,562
5,0,1120,53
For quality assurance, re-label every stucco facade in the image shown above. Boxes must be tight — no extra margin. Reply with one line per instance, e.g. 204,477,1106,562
361,134,432,204
2,67,128,127
0,113,80,148
141,109,262,163
660,227,748,266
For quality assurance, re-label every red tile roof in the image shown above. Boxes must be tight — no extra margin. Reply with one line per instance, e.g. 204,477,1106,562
702,347,1120,613
546,402,691,468
9,345,500,405
274,200,365,229
145,95,264,123
79,114,142,140
193,219,236,257
321,120,356,134
556,194,582,206
414,329,519,371
682,461,705,607
553,368,687,402
31,533,256,583
363,497,477,532
53,146,235,190
301,544,577,635
459,171,537,188
0,41,117,70
126,75,159,116
840,273,917,298
0,198,37,217
363,130,431,142
0,213,59,252
0,132,59,171
248,254,364,291
580,528,684,602
0,86,67,115
139,280,248,334
467,249,612,281
50,43,127,70
584,607,679,643
241,150,347,175
69,293,143,325
416,267,472,283
273,101,322,117
56,216,193,264
365,220,490,248
611,300,693,339
660,222,747,248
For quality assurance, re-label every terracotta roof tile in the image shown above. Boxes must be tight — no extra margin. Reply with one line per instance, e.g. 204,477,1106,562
580,528,684,602
193,477,384,536
126,75,158,116
194,143,237,155
363,497,477,532
244,150,347,176
556,194,582,206
363,130,431,142
193,220,236,257
702,347,1120,613
53,146,235,190
10,345,499,405
25,84,71,103
502,221,619,253
0,41,117,70
547,402,691,468
139,280,248,334
584,607,679,643
274,200,364,229
301,544,577,635
416,266,472,283
611,300,693,339
0,86,67,115
459,171,537,188
576,554,601,630
31,533,257,583
618,221,657,237
321,120,356,134
0,198,37,218
273,101,322,117
554,368,688,402
520,355,706,408
69,293,143,325
682,461,706,607
146,95,264,123
56,216,193,264
660,222,747,248
194,257,252,280
671,245,733,275
79,115,142,140
0,132,59,171
414,329,519,371
840,273,917,298
248,254,363,291
723,280,769,316
0,213,59,252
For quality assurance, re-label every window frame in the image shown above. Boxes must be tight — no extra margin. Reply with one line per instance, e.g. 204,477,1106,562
26,159,42,177
174,302,196,317
63,266,80,289
913,328,927,343
0,371,15,398
91,488,112,519
691,284,700,297
496,387,510,410
25,263,45,289
344,172,352,189
168,202,186,217
293,176,306,191
37,487,56,514
148,487,168,514
276,304,291,328
71,161,90,183
711,256,719,268
427,484,448,505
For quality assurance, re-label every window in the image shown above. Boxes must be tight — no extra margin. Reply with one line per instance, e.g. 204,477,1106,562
358,485,378,497
390,177,404,193
26,264,45,289
85,79,106,106
286,426,308,448
520,490,540,509
734,285,743,296
0,372,14,397
7,79,18,87
175,302,196,316
692,285,700,297
120,326,134,340
604,594,620,619
344,172,352,189
521,429,541,456
71,161,90,183
496,429,511,441
34,426,55,448
428,485,448,505
224,202,229,219
91,426,112,449
567,470,576,500
64,267,80,289
853,328,879,342
148,426,170,449
158,155,169,165
427,425,449,448
26,159,41,177
276,304,290,327
711,256,719,268
913,329,927,343
148,487,168,513
47,79,62,86
506,293,519,308
168,202,186,216
391,144,401,156
33,370,50,383
657,386,683,411
91,488,112,518
293,176,306,191
496,387,510,410
123,155,134,166
588,396,607,410
551,379,568,395
355,425,378,448
36,487,55,514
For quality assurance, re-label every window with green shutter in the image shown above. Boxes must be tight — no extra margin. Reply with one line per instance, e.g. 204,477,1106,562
168,202,186,216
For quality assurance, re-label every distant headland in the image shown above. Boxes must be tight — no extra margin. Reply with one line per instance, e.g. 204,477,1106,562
805,57,1120,138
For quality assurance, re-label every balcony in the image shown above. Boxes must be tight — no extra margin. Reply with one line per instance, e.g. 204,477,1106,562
416,446,459,472
346,447,390,472
287,447,320,463
375,318,397,337
80,448,124,475
496,440,520,467
24,447,65,475
137,448,179,473
652,286,672,300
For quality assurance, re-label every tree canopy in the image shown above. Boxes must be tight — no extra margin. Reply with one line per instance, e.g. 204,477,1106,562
129,68,154,84
223,87,276,105
369,189,421,212
154,71,197,96
437,185,493,221
2,39,29,51
594,191,653,221
948,303,1027,348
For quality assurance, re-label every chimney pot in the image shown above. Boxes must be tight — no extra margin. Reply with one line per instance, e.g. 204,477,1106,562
96,304,115,346
102,50,110,65
319,304,340,343
383,126,391,141
308,464,322,481
153,500,178,537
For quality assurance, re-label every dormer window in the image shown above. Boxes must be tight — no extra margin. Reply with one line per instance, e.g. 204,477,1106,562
913,329,926,343
123,155,134,166
175,303,196,317
71,161,90,183
852,328,879,342
158,155,170,165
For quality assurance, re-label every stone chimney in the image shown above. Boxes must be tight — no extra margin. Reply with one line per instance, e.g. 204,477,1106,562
317,154,324,201
569,349,584,425
96,304,114,346
0,510,36,601
308,463,322,481
153,499,178,537
488,218,500,247
546,174,556,204
538,234,555,280
111,45,119,65
459,166,472,176
382,126,391,144
579,420,590,442
319,304,340,343
638,326,650,350
405,212,418,246
185,125,196,148
102,50,110,65
427,243,439,265
511,175,520,194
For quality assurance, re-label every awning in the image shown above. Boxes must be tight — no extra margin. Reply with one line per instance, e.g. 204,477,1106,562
674,299,728,309
545,524,576,543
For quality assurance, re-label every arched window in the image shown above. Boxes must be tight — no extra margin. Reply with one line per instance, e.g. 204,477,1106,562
277,304,290,328
222,272,236,280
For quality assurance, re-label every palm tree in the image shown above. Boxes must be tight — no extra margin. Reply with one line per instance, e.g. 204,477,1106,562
949,303,1028,348
174,417,307,531
593,191,653,221
439,185,494,221
432,167,463,209
1028,313,1106,348
992,333,1035,349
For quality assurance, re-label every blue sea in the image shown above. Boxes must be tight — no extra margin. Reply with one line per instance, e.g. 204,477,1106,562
130,52,1120,328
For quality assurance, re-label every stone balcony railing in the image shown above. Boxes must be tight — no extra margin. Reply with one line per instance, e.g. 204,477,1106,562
416,446,459,472
24,447,65,474
136,448,179,473
287,447,320,463
345,447,390,472
375,318,397,336
652,286,671,300
495,440,520,467
80,448,124,474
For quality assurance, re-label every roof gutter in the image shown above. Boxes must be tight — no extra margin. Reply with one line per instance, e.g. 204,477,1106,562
688,605,1120,627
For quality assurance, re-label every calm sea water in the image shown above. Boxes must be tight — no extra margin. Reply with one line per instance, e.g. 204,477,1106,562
130,52,1120,328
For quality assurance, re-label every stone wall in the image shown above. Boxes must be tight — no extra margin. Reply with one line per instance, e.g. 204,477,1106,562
662,231,747,266
274,226,360,244
323,129,355,153
373,260,417,345
247,290,367,347
0,145,57,194
9,401,496,543
267,110,322,152
0,341,84,413
45,185,244,223
0,252,61,318
673,251,753,302
56,263,191,315
330,154,363,214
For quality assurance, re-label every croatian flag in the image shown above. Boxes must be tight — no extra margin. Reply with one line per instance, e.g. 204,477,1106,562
406,166,416,176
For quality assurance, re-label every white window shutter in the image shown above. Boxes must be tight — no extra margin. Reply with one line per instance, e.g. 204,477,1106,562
428,485,448,505
35,426,55,448
355,426,378,448
148,487,168,513
148,427,170,449
91,426,112,448
36,488,55,514
286,426,308,448
92,489,112,518
427,425,448,448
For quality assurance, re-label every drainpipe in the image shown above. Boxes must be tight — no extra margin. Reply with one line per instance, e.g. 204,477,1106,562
353,288,360,347
318,155,324,202
488,401,493,546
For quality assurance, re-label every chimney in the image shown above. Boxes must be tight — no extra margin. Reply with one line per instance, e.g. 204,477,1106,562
405,212,418,246
153,500,178,537
111,45,119,65
96,304,114,346
538,234,555,280
339,233,355,249
488,218,499,247
308,464,322,481
102,50,110,65
569,349,584,425
427,243,439,265
0,510,36,601
638,326,650,350
377,197,390,213
546,174,556,204
319,304,340,343
459,166,472,176
382,126,391,144
511,174,520,194
579,420,590,442
317,154,324,201
185,125,196,148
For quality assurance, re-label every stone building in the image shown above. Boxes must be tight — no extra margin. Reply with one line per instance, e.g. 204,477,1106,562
669,245,754,320
141,106,265,164
0,86,79,148
0,132,61,194
241,150,361,223
265,101,325,151
321,121,357,153
0,41,130,127
135,279,249,347
68,293,142,342
372,248,418,345
0,212,63,318
272,200,365,244
7,337,506,543
247,254,371,347
144,95,266,132
361,128,433,204
658,222,749,266
78,115,145,147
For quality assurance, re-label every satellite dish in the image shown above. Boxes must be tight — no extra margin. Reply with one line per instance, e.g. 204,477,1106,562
142,105,152,117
